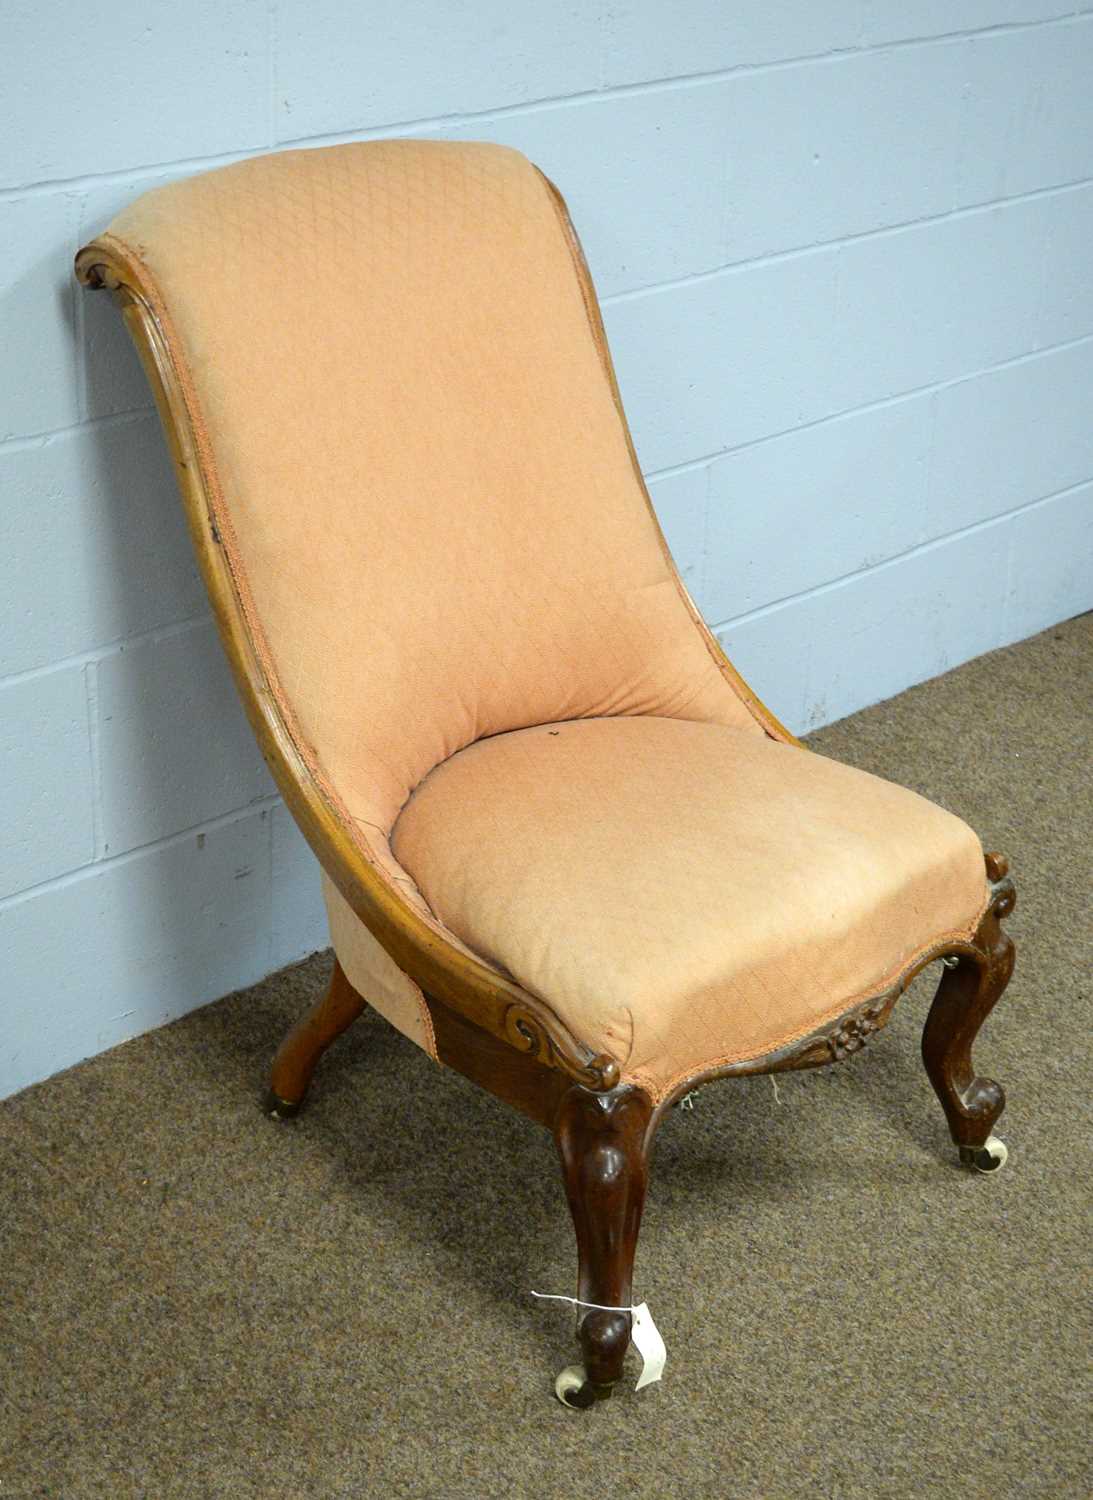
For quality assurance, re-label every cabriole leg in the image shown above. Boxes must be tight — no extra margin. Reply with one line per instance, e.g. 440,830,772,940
266,959,367,1118
552,1084,653,1407
922,853,1016,1172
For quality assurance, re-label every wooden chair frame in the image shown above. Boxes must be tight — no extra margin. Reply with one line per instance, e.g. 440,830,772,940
76,175,1015,1407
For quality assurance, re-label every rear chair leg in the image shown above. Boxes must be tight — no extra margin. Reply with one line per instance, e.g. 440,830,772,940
552,1084,653,1407
922,852,1016,1173
266,959,367,1118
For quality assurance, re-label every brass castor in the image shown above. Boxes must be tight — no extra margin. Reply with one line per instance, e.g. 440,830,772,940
959,1135,1008,1173
264,1089,303,1120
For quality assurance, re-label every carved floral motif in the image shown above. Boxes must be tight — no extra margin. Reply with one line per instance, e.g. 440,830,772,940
826,1000,889,1060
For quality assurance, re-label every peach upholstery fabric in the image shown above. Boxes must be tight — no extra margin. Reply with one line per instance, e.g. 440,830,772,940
321,873,436,1058
97,139,778,1065
392,717,989,1098
103,140,760,846
93,139,989,1093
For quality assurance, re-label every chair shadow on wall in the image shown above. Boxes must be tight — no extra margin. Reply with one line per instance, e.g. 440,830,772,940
75,286,277,1060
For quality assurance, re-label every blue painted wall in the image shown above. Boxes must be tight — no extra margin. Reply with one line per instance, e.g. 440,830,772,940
3,1,1092,1096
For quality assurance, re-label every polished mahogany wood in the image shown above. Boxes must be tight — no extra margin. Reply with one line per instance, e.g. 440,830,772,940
553,1084,654,1395
265,848,1014,1405
425,994,569,1127
922,852,1015,1151
267,959,367,1115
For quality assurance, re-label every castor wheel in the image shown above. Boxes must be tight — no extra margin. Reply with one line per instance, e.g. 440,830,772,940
264,1089,302,1120
959,1135,1008,1173
554,1365,601,1409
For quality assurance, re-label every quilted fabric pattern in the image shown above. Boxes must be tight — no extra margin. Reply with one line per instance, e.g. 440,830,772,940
106,141,760,858
98,141,988,1091
392,716,989,1097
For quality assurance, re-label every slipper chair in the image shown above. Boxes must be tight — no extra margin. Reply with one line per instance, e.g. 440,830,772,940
76,139,1015,1408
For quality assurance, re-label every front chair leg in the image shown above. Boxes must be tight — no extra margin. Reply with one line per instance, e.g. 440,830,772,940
552,1083,653,1406
922,853,1016,1172
266,959,368,1117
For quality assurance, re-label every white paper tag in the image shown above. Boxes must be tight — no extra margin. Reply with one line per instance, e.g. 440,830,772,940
530,1291,668,1392
630,1301,667,1390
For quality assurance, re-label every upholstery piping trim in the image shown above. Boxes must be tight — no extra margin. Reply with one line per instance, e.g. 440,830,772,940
624,884,993,1104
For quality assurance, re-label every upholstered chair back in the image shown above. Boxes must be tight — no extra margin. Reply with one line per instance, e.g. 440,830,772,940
101,141,766,861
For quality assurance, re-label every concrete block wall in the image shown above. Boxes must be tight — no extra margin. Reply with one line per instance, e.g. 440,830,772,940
3,2,1092,1098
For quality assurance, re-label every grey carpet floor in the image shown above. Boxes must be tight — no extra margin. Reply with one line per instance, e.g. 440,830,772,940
2,617,1090,1500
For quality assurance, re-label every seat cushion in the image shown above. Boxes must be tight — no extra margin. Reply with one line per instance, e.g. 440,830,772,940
391,717,989,1099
